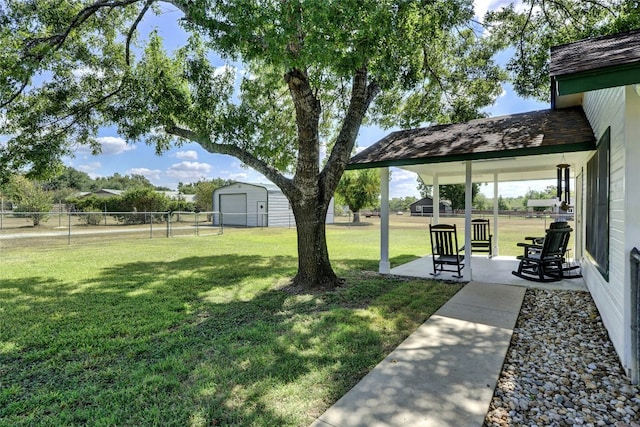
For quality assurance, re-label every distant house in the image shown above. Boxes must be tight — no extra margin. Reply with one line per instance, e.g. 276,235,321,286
409,197,449,216
159,191,196,204
526,199,558,209
526,199,559,212
77,189,123,198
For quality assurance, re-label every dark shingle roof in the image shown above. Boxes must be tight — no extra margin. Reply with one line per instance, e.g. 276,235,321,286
348,107,595,169
550,29,640,77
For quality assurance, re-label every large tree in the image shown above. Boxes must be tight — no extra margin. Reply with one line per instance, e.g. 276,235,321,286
4,175,54,226
335,169,380,223
0,1,505,289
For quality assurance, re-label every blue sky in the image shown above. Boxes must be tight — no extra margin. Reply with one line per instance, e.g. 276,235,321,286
63,0,554,198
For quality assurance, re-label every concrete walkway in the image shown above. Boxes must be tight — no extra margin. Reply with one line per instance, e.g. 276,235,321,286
309,281,526,427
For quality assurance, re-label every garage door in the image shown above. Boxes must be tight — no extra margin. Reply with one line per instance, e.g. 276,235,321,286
220,194,247,226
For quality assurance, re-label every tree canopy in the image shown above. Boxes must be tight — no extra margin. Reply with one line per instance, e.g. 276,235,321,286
485,0,640,100
0,0,508,288
335,169,380,223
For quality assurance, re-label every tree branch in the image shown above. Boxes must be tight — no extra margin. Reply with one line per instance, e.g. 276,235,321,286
41,81,128,143
126,0,154,66
26,0,144,54
4,0,145,108
165,124,295,195
517,1,536,70
322,66,379,197
1,80,29,110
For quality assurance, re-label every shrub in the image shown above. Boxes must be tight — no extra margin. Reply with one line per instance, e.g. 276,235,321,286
79,207,104,226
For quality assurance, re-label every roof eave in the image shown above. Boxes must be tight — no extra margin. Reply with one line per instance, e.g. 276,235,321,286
346,140,596,170
551,62,640,108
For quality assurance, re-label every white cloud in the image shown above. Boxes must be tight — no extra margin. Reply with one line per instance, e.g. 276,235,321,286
390,181,421,199
391,169,418,182
72,66,105,79
226,172,248,181
474,0,518,22
76,136,135,156
214,64,237,78
127,167,163,181
98,136,135,155
175,150,198,160
77,162,102,179
166,161,212,181
389,169,421,198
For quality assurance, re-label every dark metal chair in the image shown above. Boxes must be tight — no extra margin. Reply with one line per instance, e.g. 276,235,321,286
429,224,465,278
469,218,493,257
512,226,572,282
517,221,569,259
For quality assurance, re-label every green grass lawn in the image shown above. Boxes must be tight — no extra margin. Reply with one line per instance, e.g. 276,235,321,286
0,224,462,427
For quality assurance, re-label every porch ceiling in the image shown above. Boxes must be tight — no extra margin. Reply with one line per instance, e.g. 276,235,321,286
402,150,592,185
348,107,596,184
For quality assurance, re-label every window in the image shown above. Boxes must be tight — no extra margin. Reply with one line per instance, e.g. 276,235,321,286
586,127,610,280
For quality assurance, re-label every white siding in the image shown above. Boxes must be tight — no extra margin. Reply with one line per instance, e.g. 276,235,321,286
623,86,640,381
267,189,294,227
213,183,268,227
326,198,335,224
581,86,630,373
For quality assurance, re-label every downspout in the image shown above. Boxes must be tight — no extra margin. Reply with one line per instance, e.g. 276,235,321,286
631,247,640,384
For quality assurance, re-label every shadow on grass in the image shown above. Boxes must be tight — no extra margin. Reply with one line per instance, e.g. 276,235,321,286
0,254,458,426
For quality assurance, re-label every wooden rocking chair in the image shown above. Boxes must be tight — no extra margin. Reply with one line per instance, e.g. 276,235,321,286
469,218,493,257
512,226,572,282
429,224,465,278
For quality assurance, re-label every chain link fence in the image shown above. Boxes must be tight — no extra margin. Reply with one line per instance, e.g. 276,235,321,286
0,210,223,248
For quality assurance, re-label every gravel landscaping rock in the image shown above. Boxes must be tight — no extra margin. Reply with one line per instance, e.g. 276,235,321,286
485,289,640,427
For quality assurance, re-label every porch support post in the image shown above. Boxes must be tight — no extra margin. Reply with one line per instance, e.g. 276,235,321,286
433,174,440,224
379,167,391,274
493,172,499,256
464,161,473,281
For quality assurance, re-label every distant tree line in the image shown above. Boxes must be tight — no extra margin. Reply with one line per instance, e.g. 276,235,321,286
417,177,561,212
0,168,234,226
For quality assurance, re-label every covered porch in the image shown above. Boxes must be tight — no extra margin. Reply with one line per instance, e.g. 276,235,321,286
348,107,597,284
391,254,587,291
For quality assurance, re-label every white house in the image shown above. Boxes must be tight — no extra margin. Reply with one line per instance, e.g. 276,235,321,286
550,30,640,385
347,29,640,383
212,182,334,227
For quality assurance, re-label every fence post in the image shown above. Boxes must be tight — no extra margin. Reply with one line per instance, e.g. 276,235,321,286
149,213,153,239
195,212,199,236
166,212,171,238
68,211,72,245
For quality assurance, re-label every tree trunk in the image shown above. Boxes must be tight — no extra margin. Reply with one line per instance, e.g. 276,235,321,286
352,211,360,223
290,194,340,289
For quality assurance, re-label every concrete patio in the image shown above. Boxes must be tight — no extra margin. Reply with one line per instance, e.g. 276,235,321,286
390,254,587,291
